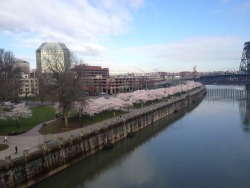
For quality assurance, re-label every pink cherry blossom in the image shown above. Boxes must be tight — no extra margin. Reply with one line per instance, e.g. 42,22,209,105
0,102,32,120
72,81,202,116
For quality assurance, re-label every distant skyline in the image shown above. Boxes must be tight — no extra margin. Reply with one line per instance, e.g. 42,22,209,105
0,0,249,74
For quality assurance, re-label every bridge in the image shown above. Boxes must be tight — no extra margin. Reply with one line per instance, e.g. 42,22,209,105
198,74,250,85
194,41,250,86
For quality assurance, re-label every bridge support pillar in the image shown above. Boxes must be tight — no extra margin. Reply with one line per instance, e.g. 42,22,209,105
246,84,250,91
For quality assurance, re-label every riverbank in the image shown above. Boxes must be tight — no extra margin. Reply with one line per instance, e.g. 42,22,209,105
0,86,206,188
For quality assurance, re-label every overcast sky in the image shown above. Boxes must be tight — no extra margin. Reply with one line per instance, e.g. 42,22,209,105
0,0,249,73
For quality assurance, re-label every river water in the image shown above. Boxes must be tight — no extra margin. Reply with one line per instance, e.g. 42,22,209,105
33,85,250,188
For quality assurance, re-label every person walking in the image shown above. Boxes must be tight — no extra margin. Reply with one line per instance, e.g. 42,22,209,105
15,146,18,154
3,136,7,142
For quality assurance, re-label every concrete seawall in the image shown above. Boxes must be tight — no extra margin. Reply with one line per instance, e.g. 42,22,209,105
0,86,206,188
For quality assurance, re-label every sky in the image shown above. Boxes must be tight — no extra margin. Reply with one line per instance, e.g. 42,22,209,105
0,0,249,74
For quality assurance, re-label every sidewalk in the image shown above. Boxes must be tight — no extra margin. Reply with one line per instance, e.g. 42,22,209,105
0,98,178,161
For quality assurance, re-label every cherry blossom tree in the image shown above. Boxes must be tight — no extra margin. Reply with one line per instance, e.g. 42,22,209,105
72,81,202,116
0,102,32,120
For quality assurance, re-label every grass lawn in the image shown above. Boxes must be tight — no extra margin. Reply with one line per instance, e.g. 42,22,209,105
0,106,55,136
0,144,9,151
40,110,125,134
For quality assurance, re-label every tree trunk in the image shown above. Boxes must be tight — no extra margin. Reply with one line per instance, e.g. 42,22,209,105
64,112,69,128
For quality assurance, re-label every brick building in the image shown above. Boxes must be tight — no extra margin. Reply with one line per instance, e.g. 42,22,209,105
72,64,143,95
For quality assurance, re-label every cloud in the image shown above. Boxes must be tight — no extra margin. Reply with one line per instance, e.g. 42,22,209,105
110,36,243,72
16,55,36,63
0,0,144,56
0,0,130,35
71,43,108,56
153,37,240,61
0,0,245,73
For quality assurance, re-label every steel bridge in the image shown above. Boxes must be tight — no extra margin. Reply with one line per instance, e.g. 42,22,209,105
197,74,250,85
194,41,250,86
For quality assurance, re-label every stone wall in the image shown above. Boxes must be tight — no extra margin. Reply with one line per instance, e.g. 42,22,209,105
0,86,206,188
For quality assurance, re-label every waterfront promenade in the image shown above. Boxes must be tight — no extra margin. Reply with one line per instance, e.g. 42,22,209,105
0,97,179,161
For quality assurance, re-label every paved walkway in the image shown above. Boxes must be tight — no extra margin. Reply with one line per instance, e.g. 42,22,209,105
0,98,179,161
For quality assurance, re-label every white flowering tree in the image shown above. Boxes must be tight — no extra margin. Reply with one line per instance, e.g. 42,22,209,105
0,102,32,120
72,81,202,116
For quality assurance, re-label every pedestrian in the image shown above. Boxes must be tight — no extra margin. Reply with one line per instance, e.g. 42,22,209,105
15,146,18,154
120,114,121,118
3,136,7,142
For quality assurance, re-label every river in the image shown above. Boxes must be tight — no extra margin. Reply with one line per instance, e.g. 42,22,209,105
33,85,250,188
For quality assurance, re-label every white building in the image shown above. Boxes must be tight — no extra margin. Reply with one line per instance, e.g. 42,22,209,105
36,42,70,75
19,74,39,97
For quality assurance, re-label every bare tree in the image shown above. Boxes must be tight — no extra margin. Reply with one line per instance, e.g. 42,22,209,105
0,48,20,102
37,76,56,105
38,44,83,127
56,73,82,127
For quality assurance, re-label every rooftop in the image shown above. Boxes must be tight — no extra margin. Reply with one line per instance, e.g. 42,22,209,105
36,42,69,52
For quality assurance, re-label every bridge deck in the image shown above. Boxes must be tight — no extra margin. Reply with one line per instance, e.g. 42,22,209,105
196,74,250,85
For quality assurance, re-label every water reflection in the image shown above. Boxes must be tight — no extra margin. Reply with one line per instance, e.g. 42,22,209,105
238,91,250,132
205,86,250,132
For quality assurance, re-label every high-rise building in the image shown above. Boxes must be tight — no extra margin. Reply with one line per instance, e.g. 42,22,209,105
36,42,70,75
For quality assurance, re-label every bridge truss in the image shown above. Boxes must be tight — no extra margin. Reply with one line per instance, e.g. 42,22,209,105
192,42,250,85
197,74,250,85
239,41,250,74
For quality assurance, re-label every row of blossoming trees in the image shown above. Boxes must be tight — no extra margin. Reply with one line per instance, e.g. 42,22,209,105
70,81,202,116
1,81,202,126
